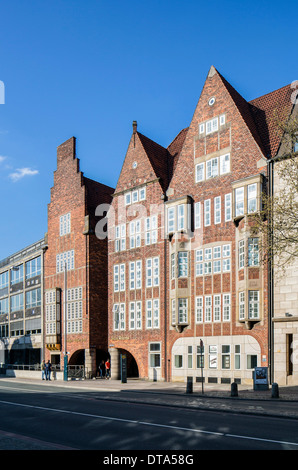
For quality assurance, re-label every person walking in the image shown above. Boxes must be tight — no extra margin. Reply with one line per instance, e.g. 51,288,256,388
105,359,110,379
99,360,105,378
46,360,52,381
41,360,46,380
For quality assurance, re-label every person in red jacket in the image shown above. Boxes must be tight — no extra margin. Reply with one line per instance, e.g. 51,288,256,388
105,359,110,379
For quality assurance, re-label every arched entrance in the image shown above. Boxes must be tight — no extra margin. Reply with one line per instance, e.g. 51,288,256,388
68,349,84,365
118,349,139,378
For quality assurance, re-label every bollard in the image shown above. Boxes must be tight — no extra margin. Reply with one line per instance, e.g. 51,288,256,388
271,382,279,398
231,381,238,397
186,376,193,394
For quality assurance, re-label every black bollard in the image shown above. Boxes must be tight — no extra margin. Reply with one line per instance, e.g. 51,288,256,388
231,381,238,397
186,376,193,394
271,382,279,398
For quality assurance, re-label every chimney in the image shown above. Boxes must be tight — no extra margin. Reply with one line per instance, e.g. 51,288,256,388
132,120,137,134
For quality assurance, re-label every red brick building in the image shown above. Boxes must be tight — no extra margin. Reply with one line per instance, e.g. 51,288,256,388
108,67,294,385
44,137,114,376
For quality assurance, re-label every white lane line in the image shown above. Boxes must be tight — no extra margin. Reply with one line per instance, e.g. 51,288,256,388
0,399,298,447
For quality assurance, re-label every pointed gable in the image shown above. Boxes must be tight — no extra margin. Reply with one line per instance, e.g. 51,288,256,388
115,122,183,194
249,84,294,158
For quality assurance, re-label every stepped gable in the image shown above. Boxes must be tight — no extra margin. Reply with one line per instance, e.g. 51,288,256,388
249,84,294,158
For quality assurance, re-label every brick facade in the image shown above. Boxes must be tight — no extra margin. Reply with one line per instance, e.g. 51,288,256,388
44,137,114,376
108,67,294,384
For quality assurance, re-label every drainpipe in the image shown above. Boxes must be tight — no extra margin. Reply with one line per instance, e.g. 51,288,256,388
267,158,274,384
162,193,168,381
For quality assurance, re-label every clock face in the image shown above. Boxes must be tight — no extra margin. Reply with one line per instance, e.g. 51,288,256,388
208,97,216,106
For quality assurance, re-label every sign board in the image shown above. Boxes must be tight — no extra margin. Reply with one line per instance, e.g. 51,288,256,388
121,354,127,383
253,367,269,390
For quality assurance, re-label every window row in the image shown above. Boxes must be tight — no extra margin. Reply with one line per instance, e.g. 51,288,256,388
195,294,231,323
199,114,226,136
195,244,231,276
0,289,42,315
0,257,42,290
113,299,160,331
115,215,158,252
174,344,257,371
124,186,146,206
114,257,160,292
195,153,230,183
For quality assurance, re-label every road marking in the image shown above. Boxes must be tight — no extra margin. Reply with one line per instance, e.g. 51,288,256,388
0,399,298,447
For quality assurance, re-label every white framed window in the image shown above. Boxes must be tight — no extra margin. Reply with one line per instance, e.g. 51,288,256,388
129,261,135,290
136,260,142,289
194,202,201,229
25,288,41,309
213,246,221,273
146,257,159,287
225,193,232,221
219,114,226,126
125,192,131,206
195,162,205,182
130,220,141,249
247,183,257,213
113,303,125,330
214,196,221,224
167,207,175,233
199,123,205,134
195,296,203,323
214,294,221,322
223,294,231,321
206,157,219,179
239,240,245,269
204,199,211,226
205,296,212,322
171,253,175,279
178,252,188,278
0,271,8,289
145,215,157,245
60,213,71,236
178,298,188,324
248,291,259,319
239,291,245,320
120,264,125,291
132,190,138,204
146,299,160,329
149,342,161,367
114,265,119,292
248,238,259,266
222,243,231,272
177,204,185,230
26,256,41,279
206,117,218,135
139,187,146,201
222,345,231,369
235,187,244,217
235,345,241,369
129,302,141,330
171,298,176,325
195,249,203,276
220,153,230,174
115,224,126,252
204,247,212,275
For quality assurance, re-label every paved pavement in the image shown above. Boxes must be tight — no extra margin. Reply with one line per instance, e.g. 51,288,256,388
1,375,298,418
0,376,298,450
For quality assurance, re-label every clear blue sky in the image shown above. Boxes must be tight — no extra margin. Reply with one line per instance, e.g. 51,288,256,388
0,0,297,259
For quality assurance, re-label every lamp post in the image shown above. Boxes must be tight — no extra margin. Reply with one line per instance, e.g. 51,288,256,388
63,261,68,381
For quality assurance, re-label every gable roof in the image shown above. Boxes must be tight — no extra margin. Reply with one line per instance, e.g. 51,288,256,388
249,84,293,158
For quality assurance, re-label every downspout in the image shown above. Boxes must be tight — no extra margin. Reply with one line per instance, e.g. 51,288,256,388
267,158,274,384
162,193,168,381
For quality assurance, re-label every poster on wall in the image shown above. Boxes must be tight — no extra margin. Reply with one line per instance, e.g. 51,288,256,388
209,345,218,368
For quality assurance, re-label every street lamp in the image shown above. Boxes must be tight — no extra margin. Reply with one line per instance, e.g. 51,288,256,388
63,261,68,381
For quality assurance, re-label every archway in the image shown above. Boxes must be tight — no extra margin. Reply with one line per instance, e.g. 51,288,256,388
68,349,84,366
118,348,139,378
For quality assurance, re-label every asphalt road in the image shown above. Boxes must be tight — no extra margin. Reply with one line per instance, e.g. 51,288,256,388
0,381,297,452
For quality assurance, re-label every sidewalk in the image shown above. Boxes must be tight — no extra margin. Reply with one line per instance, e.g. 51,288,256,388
1,375,298,419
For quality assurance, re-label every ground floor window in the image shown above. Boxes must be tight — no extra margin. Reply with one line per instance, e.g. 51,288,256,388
149,342,161,368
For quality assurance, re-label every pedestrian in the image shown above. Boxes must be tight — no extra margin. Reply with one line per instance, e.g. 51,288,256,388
105,359,110,379
46,360,52,381
41,360,46,380
99,360,105,378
